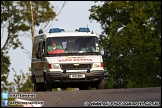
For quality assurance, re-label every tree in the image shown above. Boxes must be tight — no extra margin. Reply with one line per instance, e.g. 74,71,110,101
7,68,32,92
11,68,33,92
21,1,68,58
1,1,30,91
89,1,161,88
8,81,15,92
15,1,56,57
19,72,33,92
18,1,67,91
1,1,59,91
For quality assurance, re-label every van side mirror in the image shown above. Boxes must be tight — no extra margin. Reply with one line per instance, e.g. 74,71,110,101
101,50,108,58
36,52,42,59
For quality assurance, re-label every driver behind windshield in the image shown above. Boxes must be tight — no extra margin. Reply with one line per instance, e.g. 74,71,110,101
47,41,63,52
80,41,96,52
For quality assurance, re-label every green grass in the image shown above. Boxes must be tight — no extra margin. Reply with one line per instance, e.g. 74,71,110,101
52,88,77,92
52,87,96,92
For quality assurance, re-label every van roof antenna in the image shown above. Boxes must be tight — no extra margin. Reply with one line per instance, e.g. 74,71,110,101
91,20,94,34
87,23,88,33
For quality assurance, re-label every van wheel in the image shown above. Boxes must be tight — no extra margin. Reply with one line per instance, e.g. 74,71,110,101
32,74,45,92
44,80,52,92
79,86,92,90
34,83,39,92
31,75,35,83
61,87,67,90
34,83,45,92
79,86,88,90
97,79,104,89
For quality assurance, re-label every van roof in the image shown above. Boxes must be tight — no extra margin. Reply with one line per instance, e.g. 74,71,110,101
34,31,98,38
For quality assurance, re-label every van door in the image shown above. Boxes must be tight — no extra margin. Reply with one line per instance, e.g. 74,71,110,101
32,40,45,83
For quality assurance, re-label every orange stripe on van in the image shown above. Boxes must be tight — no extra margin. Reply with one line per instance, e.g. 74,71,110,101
100,62,104,67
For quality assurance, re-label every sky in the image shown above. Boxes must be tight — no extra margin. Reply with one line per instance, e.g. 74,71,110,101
4,1,103,82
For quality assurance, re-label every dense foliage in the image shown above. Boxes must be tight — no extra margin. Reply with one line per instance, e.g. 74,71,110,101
1,1,56,92
89,1,161,88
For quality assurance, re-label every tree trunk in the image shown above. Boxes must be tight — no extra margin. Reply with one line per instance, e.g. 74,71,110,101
30,1,34,54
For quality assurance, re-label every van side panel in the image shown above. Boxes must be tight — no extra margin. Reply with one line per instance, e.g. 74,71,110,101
31,35,47,83
31,61,48,83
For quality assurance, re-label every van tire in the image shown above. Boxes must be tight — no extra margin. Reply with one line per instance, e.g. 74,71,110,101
79,85,88,90
44,80,52,92
97,79,104,89
31,74,35,83
32,74,45,92
34,83,45,92
34,83,39,92
79,86,88,90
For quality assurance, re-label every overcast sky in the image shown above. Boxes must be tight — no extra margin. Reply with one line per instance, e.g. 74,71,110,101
4,1,103,82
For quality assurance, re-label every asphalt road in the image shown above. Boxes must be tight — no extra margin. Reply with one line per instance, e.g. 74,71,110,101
12,87,161,107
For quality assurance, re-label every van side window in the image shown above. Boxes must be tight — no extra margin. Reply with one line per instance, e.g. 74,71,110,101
42,41,45,55
38,41,46,56
32,42,38,58
38,42,43,56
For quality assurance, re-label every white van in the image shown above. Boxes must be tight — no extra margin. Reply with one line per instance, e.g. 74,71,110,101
31,28,106,91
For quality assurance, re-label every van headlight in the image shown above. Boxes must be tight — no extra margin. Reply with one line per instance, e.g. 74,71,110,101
52,64,60,69
92,63,100,68
92,62,103,68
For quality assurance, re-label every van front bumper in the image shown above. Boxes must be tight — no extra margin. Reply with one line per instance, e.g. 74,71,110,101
45,70,104,83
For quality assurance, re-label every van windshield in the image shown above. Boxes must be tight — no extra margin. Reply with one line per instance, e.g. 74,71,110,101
46,36,100,55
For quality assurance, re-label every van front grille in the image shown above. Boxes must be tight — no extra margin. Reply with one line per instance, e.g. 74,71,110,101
60,64,92,70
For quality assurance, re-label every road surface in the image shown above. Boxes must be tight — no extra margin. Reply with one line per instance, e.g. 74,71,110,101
11,87,161,107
